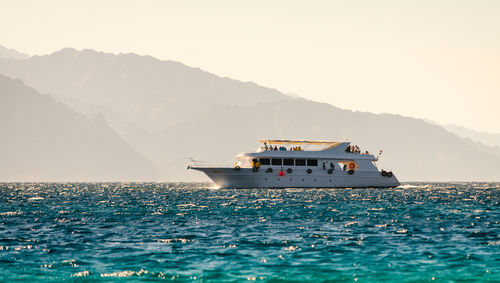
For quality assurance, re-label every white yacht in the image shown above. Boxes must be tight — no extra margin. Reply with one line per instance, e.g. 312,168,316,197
188,139,400,188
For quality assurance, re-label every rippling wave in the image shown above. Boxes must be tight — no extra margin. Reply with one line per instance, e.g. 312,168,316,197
0,182,498,281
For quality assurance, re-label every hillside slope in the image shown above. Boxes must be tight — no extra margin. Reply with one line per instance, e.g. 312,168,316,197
0,75,158,181
444,124,500,149
0,48,288,132
0,45,29,60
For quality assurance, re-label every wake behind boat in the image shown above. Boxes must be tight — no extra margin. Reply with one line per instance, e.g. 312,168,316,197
188,139,400,188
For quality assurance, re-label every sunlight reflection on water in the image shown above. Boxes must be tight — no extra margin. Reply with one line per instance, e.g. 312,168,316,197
0,182,498,281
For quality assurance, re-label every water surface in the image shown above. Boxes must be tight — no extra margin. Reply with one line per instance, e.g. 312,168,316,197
0,182,499,281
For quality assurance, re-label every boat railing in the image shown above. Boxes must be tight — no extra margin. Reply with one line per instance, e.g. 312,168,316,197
187,164,233,169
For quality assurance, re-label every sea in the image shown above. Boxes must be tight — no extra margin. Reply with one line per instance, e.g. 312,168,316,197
0,182,498,282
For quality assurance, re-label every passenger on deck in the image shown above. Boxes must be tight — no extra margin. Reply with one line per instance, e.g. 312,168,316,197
274,146,278,151
345,145,351,153
330,162,334,169
263,142,268,151
322,162,326,170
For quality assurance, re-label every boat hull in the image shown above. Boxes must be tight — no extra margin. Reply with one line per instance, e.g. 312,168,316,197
189,167,400,189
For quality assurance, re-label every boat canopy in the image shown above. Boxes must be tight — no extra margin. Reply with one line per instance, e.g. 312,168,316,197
259,139,343,150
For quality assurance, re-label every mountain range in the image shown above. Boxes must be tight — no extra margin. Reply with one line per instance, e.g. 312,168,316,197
0,74,158,181
0,45,29,60
443,124,500,149
0,46,499,181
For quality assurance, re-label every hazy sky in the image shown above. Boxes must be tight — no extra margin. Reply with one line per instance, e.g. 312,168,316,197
2,0,500,133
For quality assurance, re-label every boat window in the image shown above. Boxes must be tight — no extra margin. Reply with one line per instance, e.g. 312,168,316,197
295,159,306,166
272,158,282,166
283,158,294,166
307,159,318,166
259,158,270,165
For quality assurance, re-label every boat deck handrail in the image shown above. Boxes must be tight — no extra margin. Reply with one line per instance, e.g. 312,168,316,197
187,164,232,169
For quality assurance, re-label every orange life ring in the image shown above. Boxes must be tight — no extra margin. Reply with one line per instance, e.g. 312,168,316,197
349,163,356,169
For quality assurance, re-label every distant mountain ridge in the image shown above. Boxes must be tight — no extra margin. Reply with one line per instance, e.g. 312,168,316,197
443,124,500,149
0,45,29,60
0,74,158,181
0,48,289,132
0,46,499,181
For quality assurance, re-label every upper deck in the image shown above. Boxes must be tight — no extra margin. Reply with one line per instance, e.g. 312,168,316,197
240,139,377,161
258,139,342,151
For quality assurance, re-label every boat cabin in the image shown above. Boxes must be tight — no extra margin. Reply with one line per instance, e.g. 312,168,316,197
234,139,378,172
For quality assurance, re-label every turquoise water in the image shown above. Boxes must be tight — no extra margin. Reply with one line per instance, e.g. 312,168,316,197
0,183,498,282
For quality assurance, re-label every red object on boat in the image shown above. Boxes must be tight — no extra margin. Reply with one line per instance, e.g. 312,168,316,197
279,171,285,176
